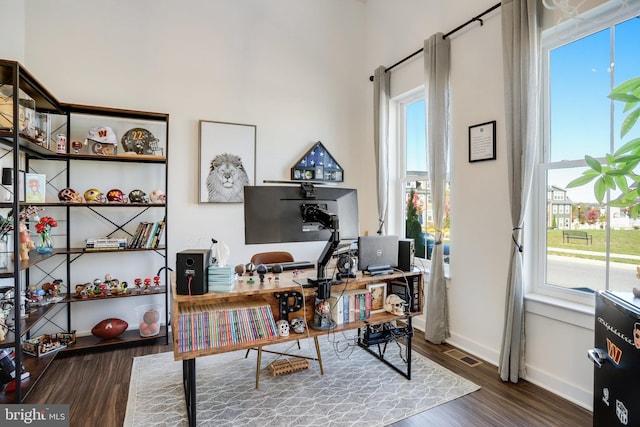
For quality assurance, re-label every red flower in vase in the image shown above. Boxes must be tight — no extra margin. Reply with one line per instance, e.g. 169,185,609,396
35,216,58,252
35,216,58,234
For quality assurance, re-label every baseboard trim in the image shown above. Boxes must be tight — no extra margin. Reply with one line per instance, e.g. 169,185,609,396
524,365,593,411
417,328,593,411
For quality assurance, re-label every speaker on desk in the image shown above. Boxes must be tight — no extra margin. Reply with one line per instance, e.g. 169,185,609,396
176,249,211,295
398,238,415,272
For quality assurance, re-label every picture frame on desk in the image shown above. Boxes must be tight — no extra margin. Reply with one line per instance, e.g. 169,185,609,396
367,282,386,314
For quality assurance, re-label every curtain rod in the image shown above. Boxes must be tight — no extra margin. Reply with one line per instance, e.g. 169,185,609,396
368,2,502,81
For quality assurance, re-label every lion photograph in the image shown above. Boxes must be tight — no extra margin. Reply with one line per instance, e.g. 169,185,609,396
206,153,250,202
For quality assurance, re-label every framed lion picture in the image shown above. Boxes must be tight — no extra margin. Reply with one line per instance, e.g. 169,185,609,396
199,120,256,203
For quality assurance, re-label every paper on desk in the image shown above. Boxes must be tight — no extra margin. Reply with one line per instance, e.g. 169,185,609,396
216,241,230,266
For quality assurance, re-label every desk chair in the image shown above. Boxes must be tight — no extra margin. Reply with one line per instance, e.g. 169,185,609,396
250,251,294,266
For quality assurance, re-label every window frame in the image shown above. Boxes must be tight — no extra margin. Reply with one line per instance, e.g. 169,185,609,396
392,88,428,257
531,1,640,305
391,87,450,273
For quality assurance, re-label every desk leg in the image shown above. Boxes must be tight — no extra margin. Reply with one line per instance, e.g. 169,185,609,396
183,359,196,427
406,316,412,380
313,336,324,375
256,347,262,389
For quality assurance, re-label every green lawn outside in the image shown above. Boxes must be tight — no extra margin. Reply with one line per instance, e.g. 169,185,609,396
547,229,640,264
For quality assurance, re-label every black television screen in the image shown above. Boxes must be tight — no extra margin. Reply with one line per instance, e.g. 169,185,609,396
244,184,359,244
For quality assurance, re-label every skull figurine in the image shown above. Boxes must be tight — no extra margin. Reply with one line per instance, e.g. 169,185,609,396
384,294,407,316
290,317,306,334
276,319,290,337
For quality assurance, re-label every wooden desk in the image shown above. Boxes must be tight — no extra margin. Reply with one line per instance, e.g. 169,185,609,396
172,269,423,426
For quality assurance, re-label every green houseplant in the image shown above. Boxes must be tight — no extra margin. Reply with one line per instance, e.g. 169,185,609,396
567,77,640,215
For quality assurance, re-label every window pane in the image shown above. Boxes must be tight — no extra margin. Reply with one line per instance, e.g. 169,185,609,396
546,168,606,292
406,99,426,174
542,12,640,298
549,28,611,162
404,181,428,258
613,17,640,151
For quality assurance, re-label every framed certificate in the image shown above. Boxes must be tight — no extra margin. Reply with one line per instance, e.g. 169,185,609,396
469,120,496,163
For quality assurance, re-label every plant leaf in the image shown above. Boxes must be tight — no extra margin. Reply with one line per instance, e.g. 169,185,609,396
609,77,640,97
594,177,607,203
623,100,639,113
585,155,602,172
620,107,640,138
609,93,640,103
616,138,640,156
566,174,598,188
615,175,629,193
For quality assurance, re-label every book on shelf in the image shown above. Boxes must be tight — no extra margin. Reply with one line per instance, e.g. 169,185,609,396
176,301,278,353
128,220,165,249
331,289,371,324
85,238,127,250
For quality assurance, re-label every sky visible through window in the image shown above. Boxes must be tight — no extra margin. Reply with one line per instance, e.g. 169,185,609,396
406,99,426,173
549,16,640,205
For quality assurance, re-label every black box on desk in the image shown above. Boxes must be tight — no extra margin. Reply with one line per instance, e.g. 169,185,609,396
176,249,211,295
389,276,420,313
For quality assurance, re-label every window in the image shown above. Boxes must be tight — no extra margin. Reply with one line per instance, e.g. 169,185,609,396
535,3,640,302
394,91,450,263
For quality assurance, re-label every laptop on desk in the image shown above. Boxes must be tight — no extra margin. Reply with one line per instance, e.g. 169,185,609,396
357,235,399,275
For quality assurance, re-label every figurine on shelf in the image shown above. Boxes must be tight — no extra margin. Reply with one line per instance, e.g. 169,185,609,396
134,278,142,294
143,277,151,293
92,278,103,297
103,274,113,292
121,281,128,295
19,222,34,261
153,275,161,292
50,279,63,299
109,279,121,295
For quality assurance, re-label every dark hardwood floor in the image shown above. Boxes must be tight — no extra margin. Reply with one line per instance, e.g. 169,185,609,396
23,334,592,427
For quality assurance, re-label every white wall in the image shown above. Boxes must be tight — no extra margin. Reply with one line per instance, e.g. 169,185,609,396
1,0,606,410
364,0,602,410
1,0,369,335
0,0,26,63
20,0,369,266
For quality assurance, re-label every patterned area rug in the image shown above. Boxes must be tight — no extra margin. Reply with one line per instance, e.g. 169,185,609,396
124,332,479,426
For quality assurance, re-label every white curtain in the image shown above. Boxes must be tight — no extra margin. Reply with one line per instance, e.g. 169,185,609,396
499,0,540,383
423,33,451,344
373,66,390,235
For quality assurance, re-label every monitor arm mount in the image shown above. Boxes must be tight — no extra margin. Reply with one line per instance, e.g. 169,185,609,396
301,203,340,298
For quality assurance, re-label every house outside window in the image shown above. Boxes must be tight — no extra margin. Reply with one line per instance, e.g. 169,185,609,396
535,2,640,302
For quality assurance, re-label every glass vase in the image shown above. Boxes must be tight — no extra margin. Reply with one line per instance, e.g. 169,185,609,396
37,232,53,254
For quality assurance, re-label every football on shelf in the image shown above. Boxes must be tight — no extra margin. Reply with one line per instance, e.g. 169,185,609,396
91,318,128,340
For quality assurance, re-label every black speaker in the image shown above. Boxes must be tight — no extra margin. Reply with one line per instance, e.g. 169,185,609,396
176,249,211,295
398,238,415,272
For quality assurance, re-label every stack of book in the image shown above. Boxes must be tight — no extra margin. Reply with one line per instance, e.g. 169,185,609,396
85,238,127,251
207,266,236,292
175,301,278,353
327,289,371,326
129,221,165,249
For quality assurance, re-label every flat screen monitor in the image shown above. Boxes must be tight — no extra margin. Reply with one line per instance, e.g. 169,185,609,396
244,184,359,244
